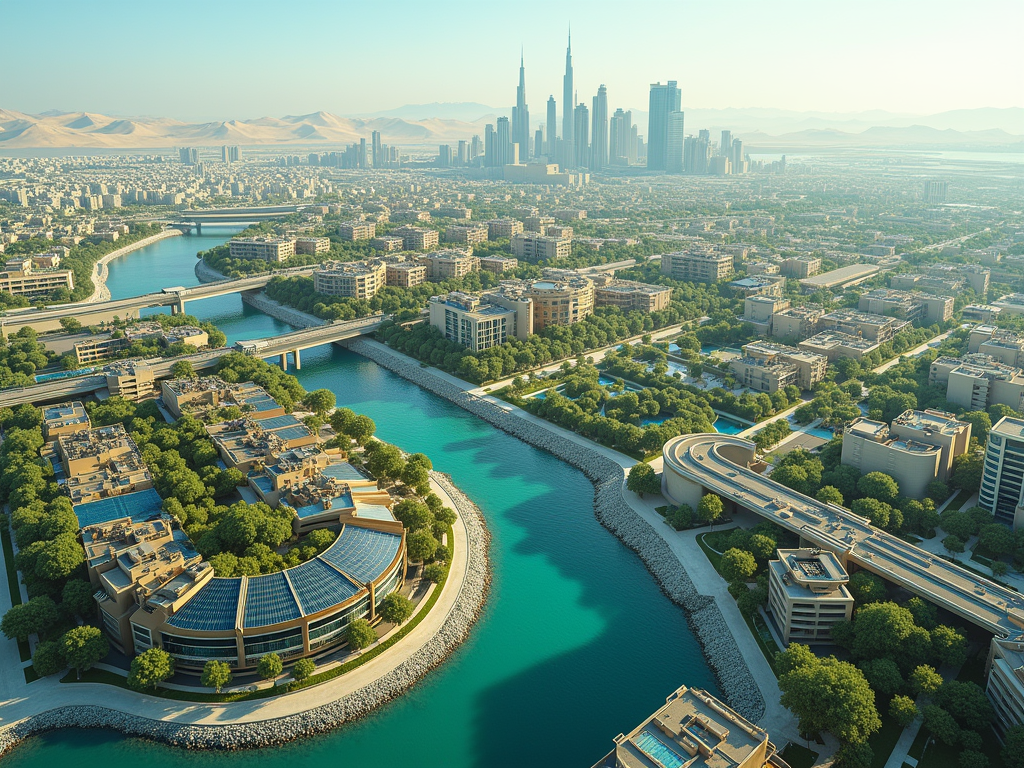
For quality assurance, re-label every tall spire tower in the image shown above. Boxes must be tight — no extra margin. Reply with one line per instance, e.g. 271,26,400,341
561,27,574,168
512,48,530,162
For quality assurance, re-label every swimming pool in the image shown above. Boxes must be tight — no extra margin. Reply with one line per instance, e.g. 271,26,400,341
712,415,747,435
34,366,100,383
633,729,686,768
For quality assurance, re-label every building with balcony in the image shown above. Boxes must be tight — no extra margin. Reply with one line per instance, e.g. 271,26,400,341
820,309,904,343
428,291,520,352
338,221,376,241
422,249,480,281
979,417,1024,529
313,260,387,299
798,331,880,361
0,257,74,297
660,250,734,283
593,279,672,313
510,232,571,262
859,288,953,325
767,548,853,645
444,225,488,244
369,235,405,252
228,237,295,262
486,219,523,240
739,341,827,390
478,256,518,274
393,226,439,251
385,262,426,288
497,275,595,332
771,306,825,341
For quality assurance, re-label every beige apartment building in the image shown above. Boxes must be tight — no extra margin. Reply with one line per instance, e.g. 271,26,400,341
499,275,595,332
57,423,155,504
511,232,571,262
486,219,524,240
422,249,480,281
592,685,777,768
385,262,426,288
228,237,295,262
444,225,488,244
799,331,880,361
338,221,376,241
841,409,970,498
294,236,330,255
393,226,439,251
593,279,672,313
0,257,74,297
931,355,1024,412
428,291,520,352
859,288,954,325
820,309,904,343
969,326,1024,366
781,256,821,278
42,402,90,442
740,341,827,390
729,356,799,393
479,256,518,274
799,263,879,293
104,361,156,401
313,260,387,299
523,215,555,233
767,548,854,645
369,235,405,252
771,305,825,341
660,250,734,283
744,296,790,328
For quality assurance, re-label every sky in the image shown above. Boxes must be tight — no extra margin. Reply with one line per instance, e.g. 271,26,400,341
2,0,1022,122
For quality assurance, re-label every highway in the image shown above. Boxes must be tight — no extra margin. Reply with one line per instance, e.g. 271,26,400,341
662,432,1024,639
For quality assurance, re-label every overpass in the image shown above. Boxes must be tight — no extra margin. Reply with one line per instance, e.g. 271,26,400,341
0,315,388,408
0,267,316,334
168,205,308,234
661,433,1024,640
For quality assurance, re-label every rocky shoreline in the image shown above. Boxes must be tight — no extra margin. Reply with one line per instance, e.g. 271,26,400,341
343,338,766,722
0,470,490,755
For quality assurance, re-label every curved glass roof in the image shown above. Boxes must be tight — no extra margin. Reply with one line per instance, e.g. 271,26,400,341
243,572,301,628
166,577,241,631
320,525,402,584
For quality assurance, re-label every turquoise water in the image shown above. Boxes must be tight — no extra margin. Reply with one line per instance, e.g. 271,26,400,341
712,416,747,435
4,234,719,765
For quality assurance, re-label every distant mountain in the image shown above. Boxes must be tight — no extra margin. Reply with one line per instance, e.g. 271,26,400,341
0,110,486,148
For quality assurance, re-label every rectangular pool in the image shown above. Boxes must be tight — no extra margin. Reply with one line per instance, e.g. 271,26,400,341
633,729,685,768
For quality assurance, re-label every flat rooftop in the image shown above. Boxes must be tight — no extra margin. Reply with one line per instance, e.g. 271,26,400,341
799,263,879,288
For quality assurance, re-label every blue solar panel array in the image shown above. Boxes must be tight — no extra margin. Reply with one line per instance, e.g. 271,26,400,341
274,426,312,442
74,487,165,528
254,414,301,431
167,578,242,631
243,572,301,628
321,525,402,584
322,463,366,482
288,558,359,615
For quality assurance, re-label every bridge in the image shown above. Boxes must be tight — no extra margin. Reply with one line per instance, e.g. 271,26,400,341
167,205,309,234
0,315,387,408
661,433,1024,640
0,266,317,334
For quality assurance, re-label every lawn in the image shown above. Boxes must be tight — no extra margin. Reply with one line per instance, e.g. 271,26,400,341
867,713,905,768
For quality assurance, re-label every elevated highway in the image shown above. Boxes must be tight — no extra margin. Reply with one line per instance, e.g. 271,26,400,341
0,315,388,407
662,433,1024,640
0,267,316,334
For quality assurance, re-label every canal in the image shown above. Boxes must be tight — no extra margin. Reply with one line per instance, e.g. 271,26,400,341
4,231,718,768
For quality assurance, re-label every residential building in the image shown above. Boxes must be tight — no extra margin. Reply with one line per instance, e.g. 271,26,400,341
859,289,953,325
0,257,74,297
369,235,405,252
993,294,1024,316
428,291,518,352
925,263,990,295
592,685,777,768
729,355,798,393
767,548,854,645
486,219,524,240
207,414,318,472
739,341,827,390
799,264,879,293
842,409,970,498
385,262,426,288
729,275,785,298
393,226,438,251
744,296,790,327
962,305,1002,323
294,237,330,255
647,81,681,171
747,261,781,276
523,216,555,233
988,636,1024,731
969,326,1024,366
498,275,594,332
478,256,518,274
313,260,387,299
104,361,156,401
444,225,488,244
934,355,1024,412
771,306,825,341
161,378,285,420
58,423,154,505
228,237,295,262
422,250,479,281
820,309,904,343
338,221,376,241
593,279,672,313
660,250,733,283
979,417,1024,528
42,402,90,443
798,331,880,361
511,232,571,262
781,256,821,278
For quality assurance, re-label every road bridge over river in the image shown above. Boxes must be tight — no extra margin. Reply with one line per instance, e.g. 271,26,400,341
0,315,387,408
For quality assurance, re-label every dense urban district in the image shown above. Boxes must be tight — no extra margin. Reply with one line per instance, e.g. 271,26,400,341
3,77,1024,768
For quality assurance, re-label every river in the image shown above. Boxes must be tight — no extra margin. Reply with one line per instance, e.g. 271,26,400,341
4,230,718,768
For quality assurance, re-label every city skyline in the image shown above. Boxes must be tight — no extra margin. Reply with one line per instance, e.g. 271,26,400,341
2,0,1022,123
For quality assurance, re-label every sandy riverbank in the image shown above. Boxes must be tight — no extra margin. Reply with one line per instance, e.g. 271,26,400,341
86,229,183,303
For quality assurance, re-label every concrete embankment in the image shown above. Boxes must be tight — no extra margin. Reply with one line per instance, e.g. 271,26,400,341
194,259,325,328
0,470,490,754
343,339,766,722
88,230,183,303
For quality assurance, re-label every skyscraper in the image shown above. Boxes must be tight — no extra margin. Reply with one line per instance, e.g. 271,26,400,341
609,108,633,166
647,81,681,170
371,131,382,168
731,138,744,174
513,50,530,162
590,85,608,171
573,102,589,169
484,124,496,167
546,95,557,156
470,135,481,163
720,130,733,158
561,30,574,168
496,116,514,166
667,111,685,174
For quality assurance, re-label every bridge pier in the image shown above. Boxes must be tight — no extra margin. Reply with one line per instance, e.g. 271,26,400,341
293,349,301,370
280,353,288,370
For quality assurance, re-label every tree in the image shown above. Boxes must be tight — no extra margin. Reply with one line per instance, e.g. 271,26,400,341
1,596,58,642
257,652,283,683
127,648,175,691
393,499,433,531
422,562,447,583
858,472,900,503
926,481,950,502
816,485,845,506
407,528,439,562
978,523,1015,556
201,660,233,693
721,548,757,583
400,461,430,491
909,664,944,697
59,317,83,333
859,658,904,697
747,533,778,561
61,579,96,619
346,618,376,650
833,742,873,768
170,360,195,379
959,752,989,768
627,463,661,497
851,498,892,530
951,453,984,492
31,639,66,677
62,625,109,678
778,655,881,743
1002,725,1024,768
922,705,960,746
775,642,818,675
852,602,916,660
365,442,405,480
697,494,724,530
943,534,965,556
848,572,888,604
889,695,919,728
291,657,315,683
936,681,994,731
34,532,85,580
931,625,968,667
306,528,336,552
906,597,938,630
347,415,376,444
303,389,336,417
380,593,414,624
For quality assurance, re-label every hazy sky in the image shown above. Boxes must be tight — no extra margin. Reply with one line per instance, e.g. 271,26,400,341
2,0,1022,121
